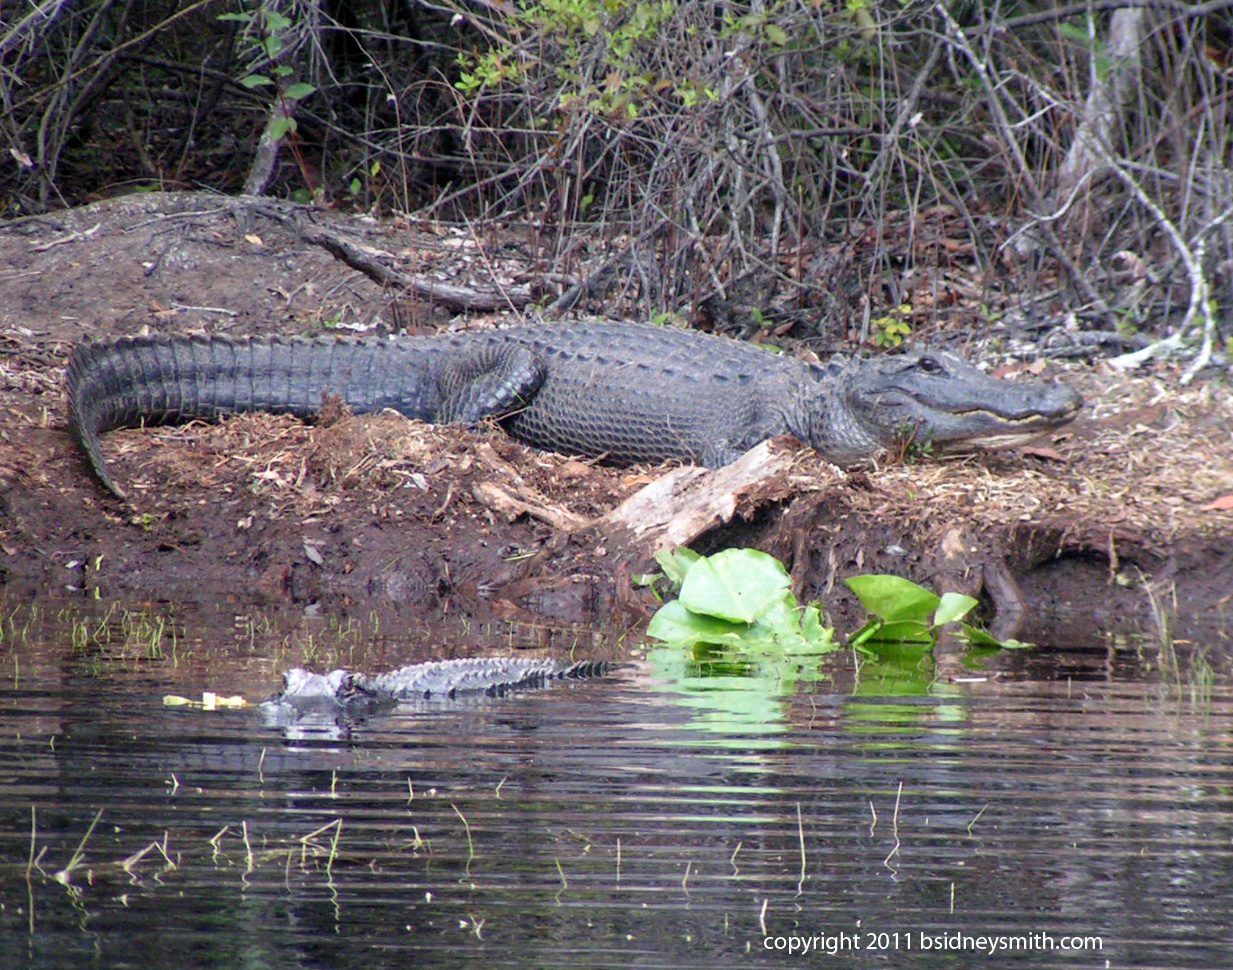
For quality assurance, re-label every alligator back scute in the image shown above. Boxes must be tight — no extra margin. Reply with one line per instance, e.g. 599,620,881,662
362,656,611,700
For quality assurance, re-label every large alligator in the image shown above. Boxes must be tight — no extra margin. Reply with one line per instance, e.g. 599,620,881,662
259,657,613,727
67,320,1081,497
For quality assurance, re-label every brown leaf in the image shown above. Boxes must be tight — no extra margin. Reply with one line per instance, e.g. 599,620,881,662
621,473,656,488
1202,494,1233,511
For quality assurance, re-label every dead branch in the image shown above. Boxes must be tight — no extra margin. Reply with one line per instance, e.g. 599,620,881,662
598,437,823,558
252,204,537,311
1055,9,1145,201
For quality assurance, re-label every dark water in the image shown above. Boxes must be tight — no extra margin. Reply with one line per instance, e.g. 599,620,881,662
1,596,1232,969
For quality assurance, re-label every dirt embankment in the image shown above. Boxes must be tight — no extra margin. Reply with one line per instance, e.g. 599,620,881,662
1,194,1230,644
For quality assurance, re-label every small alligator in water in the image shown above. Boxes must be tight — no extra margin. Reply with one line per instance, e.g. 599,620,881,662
259,657,613,727
67,321,1082,497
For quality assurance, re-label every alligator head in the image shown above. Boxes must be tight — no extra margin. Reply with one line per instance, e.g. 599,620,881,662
258,667,392,727
809,351,1082,464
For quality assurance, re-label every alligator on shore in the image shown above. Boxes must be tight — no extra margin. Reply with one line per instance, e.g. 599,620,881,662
67,320,1082,498
259,657,613,727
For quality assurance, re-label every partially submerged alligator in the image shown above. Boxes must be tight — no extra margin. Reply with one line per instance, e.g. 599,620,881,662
259,657,613,726
67,321,1081,497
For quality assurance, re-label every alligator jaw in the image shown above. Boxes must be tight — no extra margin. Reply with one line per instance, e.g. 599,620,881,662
945,427,1061,451
843,352,1083,458
925,388,1083,452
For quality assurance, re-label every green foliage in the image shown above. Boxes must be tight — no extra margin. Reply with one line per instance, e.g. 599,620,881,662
455,52,524,97
845,574,1023,648
645,548,836,653
720,6,790,47
217,6,317,110
644,548,1022,653
346,160,383,201
890,421,935,463
455,0,707,118
283,82,317,102
870,303,913,348
1057,21,1114,80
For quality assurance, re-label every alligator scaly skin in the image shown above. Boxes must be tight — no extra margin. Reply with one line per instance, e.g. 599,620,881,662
67,321,1083,497
259,657,613,727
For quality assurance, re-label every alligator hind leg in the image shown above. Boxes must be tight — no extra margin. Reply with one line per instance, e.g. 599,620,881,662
434,344,547,423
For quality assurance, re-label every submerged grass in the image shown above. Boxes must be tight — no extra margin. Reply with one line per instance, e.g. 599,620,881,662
3,601,37,645
453,804,476,879
49,807,104,889
300,819,344,876
61,601,183,664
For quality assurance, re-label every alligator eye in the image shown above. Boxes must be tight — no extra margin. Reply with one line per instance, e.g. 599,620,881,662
917,355,944,375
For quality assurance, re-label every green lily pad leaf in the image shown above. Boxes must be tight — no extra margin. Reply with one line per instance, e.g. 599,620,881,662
960,624,1036,649
859,619,934,644
745,600,835,654
646,600,748,645
959,623,1000,646
846,574,940,623
654,547,701,589
798,605,834,645
934,591,979,626
678,549,791,623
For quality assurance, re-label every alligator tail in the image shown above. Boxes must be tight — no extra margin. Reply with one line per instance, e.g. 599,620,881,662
483,659,615,696
66,335,429,499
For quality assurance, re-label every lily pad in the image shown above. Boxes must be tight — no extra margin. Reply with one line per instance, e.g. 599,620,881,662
678,548,791,623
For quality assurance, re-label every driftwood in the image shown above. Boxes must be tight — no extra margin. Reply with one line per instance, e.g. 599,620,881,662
596,438,818,556
249,201,538,311
469,435,821,562
297,222,537,311
471,443,590,532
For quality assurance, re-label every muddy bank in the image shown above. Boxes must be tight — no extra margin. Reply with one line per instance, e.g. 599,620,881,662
1,194,1231,642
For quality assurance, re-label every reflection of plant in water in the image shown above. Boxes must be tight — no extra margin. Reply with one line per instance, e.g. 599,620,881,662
646,638,972,735
646,643,819,735
640,549,834,732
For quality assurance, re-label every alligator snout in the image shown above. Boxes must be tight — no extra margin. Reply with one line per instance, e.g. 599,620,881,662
1010,379,1082,424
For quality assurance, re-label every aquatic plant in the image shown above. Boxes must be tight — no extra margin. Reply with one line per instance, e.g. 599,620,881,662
846,574,978,647
645,548,835,653
645,547,1017,650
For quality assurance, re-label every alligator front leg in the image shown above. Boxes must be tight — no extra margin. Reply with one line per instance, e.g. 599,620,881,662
434,344,547,424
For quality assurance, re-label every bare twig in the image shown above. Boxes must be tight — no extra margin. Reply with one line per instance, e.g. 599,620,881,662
253,204,536,311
